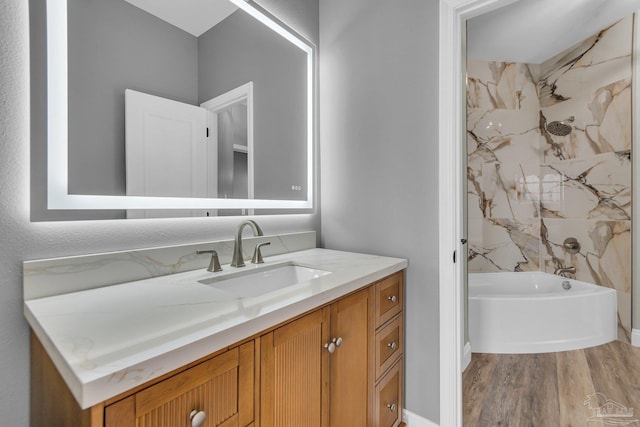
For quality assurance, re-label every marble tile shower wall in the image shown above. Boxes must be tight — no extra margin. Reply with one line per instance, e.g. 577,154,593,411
467,16,632,342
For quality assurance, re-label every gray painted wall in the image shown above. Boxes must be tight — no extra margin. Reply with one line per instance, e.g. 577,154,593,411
198,10,308,201
1,0,318,425
319,0,441,423
67,0,199,196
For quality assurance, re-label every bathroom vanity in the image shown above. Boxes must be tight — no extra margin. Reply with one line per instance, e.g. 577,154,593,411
25,234,407,427
26,0,410,422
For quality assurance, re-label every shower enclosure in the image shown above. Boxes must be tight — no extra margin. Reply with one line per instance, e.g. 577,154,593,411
466,16,633,344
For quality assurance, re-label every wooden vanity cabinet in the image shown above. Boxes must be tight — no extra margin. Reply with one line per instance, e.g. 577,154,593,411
30,271,404,427
29,336,256,427
260,271,404,427
259,288,371,427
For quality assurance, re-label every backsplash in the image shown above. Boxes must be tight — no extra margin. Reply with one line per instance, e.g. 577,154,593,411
466,16,632,342
24,231,316,300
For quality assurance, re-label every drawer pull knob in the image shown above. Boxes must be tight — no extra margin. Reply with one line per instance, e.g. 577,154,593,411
190,410,206,427
387,295,397,303
387,342,397,351
387,403,397,412
334,337,343,347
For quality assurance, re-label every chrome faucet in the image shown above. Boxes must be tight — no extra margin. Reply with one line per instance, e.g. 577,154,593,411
554,266,576,277
231,220,264,267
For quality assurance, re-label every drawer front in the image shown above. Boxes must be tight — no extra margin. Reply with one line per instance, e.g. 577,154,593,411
375,314,403,379
375,272,403,328
107,342,255,427
136,348,241,427
375,359,403,427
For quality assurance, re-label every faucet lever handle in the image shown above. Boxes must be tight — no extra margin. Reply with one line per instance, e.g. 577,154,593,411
196,250,223,272
251,242,271,264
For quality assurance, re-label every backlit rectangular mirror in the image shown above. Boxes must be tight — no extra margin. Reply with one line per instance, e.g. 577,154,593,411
40,0,313,217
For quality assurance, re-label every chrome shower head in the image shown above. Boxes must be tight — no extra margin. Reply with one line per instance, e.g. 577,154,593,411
546,116,574,136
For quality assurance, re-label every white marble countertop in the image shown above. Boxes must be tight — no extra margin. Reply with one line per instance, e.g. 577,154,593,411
24,248,407,409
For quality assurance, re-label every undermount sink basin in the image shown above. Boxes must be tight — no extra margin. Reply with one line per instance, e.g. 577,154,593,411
198,263,331,298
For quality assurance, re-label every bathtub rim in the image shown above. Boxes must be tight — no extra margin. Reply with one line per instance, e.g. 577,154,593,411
468,272,617,300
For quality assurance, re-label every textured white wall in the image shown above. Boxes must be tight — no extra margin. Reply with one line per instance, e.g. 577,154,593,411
319,0,441,422
0,0,318,424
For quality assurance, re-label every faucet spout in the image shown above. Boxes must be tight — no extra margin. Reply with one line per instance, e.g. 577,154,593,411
554,266,576,277
231,220,264,268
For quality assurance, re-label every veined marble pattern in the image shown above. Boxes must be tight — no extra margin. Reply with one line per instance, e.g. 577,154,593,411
480,161,540,219
540,152,631,220
467,62,539,111
467,17,632,343
539,16,632,162
24,231,316,300
467,59,543,272
467,61,542,168
468,218,540,272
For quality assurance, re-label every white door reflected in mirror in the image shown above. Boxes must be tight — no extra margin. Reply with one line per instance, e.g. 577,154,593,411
125,89,212,218
201,82,255,216
124,84,254,218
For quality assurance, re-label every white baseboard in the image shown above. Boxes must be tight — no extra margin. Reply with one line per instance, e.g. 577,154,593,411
632,329,640,347
402,409,439,427
462,341,472,371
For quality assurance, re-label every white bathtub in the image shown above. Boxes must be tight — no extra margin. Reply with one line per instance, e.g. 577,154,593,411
469,272,617,354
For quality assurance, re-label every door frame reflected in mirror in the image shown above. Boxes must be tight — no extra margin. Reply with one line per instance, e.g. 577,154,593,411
201,81,255,207
46,0,314,211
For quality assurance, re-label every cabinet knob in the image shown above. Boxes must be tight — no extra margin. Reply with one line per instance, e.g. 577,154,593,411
387,403,397,412
387,295,397,303
387,342,397,351
324,342,336,353
325,337,343,353
190,410,206,427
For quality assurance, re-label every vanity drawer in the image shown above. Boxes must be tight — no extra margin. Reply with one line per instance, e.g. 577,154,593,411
105,343,254,427
374,359,403,427
375,314,403,379
375,272,404,328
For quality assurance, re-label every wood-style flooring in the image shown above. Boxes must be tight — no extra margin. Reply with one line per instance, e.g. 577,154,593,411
463,341,640,426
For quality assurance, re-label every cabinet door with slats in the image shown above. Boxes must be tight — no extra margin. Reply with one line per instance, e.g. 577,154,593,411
329,288,370,426
260,308,330,427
